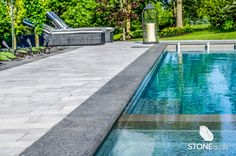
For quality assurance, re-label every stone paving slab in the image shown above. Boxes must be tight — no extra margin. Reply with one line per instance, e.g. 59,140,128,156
0,42,150,156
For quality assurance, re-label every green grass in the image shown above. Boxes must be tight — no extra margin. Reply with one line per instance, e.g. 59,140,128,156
191,24,209,31
161,30,236,40
129,24,236,41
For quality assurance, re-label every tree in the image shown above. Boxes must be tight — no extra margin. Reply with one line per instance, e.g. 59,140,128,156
45,0,69,17
176,0,183,27
183,0,202,25
0,1,11,47
199,0,235,30
13,0,26,35
61,0,97,28
96,0,140,40
24,0,46,47
1,0,26,49
155,1,174,29
13,0,26,49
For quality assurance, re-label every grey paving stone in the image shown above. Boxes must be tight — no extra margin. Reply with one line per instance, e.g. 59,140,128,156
0,134,25,141
0,140,34,148
17,133,44,142
0,148,25,156
0,128,48,134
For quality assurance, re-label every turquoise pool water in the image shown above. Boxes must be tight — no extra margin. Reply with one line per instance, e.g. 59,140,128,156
95,51,236,156
128,52,236,114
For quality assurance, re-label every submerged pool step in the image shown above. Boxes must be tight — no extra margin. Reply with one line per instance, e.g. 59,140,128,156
119,114,236,122
96,128,236,156
118,114,236,130
118,121,236,130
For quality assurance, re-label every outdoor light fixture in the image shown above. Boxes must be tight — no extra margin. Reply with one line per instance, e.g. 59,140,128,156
142,3,158,44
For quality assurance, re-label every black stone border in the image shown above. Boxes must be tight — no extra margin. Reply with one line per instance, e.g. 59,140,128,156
20,44,167,156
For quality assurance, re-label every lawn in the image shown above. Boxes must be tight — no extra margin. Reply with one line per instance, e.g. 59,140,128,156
130,24,236,41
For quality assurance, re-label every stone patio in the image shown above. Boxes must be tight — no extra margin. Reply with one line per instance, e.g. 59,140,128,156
0,42,150,156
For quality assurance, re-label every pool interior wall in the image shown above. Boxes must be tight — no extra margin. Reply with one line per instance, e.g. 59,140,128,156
95,50,236,156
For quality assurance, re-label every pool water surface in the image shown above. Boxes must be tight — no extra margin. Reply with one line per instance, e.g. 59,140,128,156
95,51,236,156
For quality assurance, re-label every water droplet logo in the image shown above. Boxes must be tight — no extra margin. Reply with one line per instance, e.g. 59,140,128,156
199,125,214,142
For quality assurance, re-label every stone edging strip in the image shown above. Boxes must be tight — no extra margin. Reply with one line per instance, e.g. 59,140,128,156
20,44,167,156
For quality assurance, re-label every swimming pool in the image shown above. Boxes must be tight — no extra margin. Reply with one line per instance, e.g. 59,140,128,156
95,51,236,156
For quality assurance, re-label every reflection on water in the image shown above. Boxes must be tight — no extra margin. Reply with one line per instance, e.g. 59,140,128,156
95,52,236,156
128,52,236,114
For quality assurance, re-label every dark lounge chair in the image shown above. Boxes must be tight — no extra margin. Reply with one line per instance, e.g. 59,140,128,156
23,19,106,46
46,12,114,42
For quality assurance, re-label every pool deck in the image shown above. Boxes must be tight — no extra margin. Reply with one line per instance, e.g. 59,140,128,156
0,42,156,156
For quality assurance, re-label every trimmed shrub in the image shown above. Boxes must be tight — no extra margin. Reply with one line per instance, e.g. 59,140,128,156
160,26,193,38
130,30,143,38
0,52,16,61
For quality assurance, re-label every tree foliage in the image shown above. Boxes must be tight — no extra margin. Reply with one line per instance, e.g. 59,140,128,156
13,0,26,35
24,0,46,34
61,0,97,27
0,0,236,44
183,0,202,24
199,0,236,30
0,1,10,40
45,0,68,16
155,1,174,29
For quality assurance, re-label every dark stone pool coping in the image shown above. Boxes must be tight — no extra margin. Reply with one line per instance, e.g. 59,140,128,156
20,44,167,156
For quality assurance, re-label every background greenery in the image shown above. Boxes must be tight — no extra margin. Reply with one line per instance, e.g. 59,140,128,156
0,0,235,45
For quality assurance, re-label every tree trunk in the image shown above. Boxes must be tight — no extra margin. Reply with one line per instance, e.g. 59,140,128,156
126,3,131,39
120,0,126,41
176,0,183,27
35,34,39,47
122,28,126,41
103,0,108,5
126,19,131,39
13,36,17,51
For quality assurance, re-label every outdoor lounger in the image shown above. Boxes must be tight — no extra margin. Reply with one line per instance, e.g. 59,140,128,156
46,12,114,42
23,19,106,46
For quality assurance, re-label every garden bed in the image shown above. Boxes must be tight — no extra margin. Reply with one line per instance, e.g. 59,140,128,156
0,46,77,71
